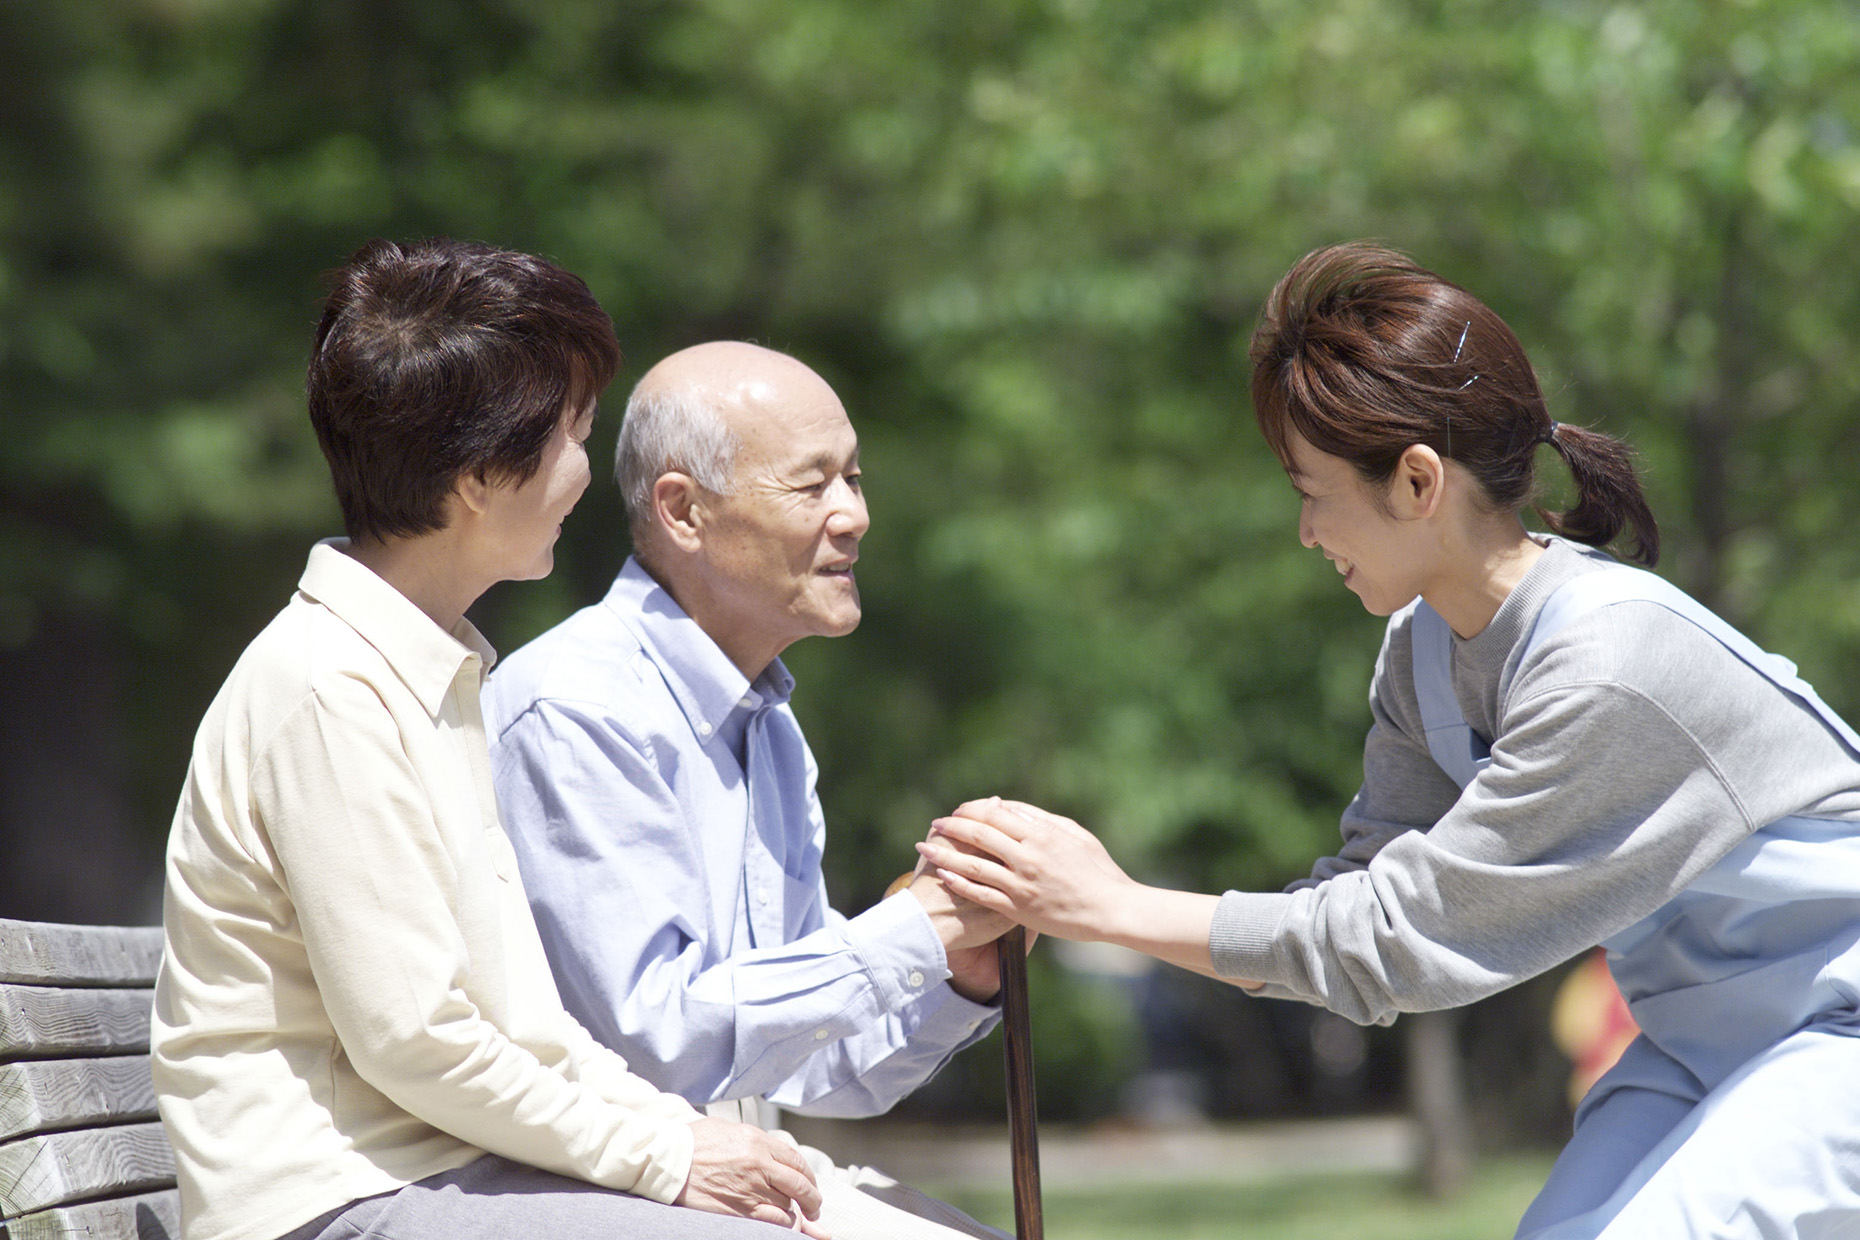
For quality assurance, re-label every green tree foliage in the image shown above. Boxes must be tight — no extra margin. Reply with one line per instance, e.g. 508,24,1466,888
4,0,1860,1114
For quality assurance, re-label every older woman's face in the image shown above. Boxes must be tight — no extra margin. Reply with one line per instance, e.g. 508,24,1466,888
479,398,596,583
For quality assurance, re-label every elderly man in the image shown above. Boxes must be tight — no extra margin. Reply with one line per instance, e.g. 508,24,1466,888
485,342,1014,1240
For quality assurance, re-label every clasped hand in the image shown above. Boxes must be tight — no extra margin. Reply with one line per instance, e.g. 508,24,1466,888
904,862,1021,1000
917,797,1135,943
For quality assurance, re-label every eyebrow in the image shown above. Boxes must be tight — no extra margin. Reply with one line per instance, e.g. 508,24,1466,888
791,449,859,475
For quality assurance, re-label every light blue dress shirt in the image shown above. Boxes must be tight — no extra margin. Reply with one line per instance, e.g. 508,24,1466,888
484,557,1000,1116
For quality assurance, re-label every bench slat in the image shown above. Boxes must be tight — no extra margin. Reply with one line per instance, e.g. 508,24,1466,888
0,1122,176,1218
0,922,161,989
2,1186,179,1239
0,987,153,1063
0,1057,158,1142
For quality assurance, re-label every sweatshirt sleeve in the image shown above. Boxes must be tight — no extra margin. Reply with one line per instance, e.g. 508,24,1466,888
1304,650,1463,891
1287,613,1463,892
1212,628,1762,1025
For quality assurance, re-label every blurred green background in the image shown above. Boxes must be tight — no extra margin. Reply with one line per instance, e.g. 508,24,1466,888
5,0,1860,1145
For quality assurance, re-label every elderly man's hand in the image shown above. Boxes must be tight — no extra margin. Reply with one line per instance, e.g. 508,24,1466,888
677,1118,830,1237
905,853,1040,1002
907,868,1013,952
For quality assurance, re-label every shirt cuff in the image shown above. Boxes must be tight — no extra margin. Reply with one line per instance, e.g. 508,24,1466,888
843,889,949,1011
631,1116,696,1204
1208,890,1297,986
911,981,1002,1049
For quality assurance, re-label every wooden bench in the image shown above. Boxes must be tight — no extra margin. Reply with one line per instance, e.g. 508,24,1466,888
0,918,178,1240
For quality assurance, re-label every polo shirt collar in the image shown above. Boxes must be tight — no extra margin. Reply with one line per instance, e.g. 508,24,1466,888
297,539,497,717
605,557,794,743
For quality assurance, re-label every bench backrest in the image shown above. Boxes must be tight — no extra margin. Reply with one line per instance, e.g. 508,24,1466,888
0,918,178,1240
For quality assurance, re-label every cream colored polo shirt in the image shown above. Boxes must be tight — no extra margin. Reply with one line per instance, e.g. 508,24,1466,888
153,541,698,1240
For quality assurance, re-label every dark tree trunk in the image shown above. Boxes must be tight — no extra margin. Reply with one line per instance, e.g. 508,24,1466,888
1406,1008,1471,1197
0,612,158,925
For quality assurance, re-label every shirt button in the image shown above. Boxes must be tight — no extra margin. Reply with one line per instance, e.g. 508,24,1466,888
967,1019,981,1031
814,1028,830,1041
698,721,713,738
755,888,769,906
907,970,925,988
739,695,754,708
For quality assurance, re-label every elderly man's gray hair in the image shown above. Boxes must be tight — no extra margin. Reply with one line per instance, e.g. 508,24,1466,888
614,380,741,541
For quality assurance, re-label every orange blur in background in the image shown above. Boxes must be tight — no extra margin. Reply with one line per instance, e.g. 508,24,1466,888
1550,948,1640,1107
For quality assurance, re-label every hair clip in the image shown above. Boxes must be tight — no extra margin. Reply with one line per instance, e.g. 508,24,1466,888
1445,322,1475,457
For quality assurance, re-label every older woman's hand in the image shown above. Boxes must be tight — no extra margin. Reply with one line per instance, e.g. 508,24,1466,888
678,1118,830,1237
918,798,1139,943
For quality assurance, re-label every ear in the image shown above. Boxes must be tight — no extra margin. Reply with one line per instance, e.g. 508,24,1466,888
1389,444,1446,520
653,472,706,554
452,469,494,520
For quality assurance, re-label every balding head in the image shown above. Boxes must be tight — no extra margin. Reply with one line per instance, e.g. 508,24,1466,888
616,343,838,550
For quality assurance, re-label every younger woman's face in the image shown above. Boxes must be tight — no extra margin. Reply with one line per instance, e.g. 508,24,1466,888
1285,432,1428,617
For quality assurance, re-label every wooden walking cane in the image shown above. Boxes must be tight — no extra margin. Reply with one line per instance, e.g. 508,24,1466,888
998,925,1043,1240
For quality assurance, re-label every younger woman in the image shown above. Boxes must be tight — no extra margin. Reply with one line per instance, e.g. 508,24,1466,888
922,242,1860,1237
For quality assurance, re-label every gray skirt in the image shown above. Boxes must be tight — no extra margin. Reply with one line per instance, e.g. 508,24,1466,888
273,1154,790,1240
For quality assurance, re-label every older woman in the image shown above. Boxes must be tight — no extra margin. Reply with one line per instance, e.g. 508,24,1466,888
153,239,821,1240
924,242,1860,1237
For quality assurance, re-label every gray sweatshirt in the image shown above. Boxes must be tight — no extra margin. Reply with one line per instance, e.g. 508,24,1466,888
1208,538,1860,1025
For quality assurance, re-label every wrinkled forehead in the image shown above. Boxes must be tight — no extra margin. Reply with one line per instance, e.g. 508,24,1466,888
724,374,857,470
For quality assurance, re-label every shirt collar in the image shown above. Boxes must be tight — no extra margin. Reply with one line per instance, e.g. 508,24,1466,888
604,557,795,742
297,539,498,717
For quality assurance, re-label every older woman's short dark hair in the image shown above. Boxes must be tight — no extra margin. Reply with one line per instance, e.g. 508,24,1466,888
308,238,620,541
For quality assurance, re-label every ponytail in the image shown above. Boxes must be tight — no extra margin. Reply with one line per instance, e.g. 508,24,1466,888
1538,422,1660,567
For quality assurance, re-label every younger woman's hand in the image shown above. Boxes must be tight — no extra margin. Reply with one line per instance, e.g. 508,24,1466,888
918,798,1137,943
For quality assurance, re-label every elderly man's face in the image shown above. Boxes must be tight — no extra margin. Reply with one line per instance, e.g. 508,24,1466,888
698,375,868,667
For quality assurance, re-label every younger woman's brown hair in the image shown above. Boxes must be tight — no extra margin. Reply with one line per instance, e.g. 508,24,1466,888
1248,241,1658,566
